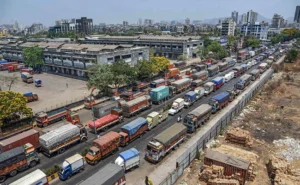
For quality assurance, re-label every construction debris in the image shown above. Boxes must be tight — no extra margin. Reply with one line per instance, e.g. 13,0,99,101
207,178,240,185
273,137,300,161
226,128,253,147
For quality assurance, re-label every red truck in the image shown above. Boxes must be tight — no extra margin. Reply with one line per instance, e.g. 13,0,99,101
0,62,18,71
120,90,147,101
8,64,24,72
20,68,34,75
121,95,151,117
35,108,80,127
232,66,243,78
119,117,148,147
0,129,39,153
85,131,120,164
88,109,123,132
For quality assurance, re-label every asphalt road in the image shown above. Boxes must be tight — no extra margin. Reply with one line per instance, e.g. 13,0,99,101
5,54,267,184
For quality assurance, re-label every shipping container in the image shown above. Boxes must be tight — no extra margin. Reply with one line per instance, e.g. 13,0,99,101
92,101,119,119
150,86,171,104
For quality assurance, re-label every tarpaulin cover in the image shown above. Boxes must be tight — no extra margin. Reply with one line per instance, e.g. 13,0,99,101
121,117,147,136
119,148,139,161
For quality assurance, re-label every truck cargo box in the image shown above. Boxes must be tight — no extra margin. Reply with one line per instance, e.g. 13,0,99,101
88,114,119,130
212,77,223,85
150,86,170,102
153,123,187,147
211,92,230,103
10,169,47,185
92,100,118,119
121,117,148,136
0,147,26,169
93,131,120,151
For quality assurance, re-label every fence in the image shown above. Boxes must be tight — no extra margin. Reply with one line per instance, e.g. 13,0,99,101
159,58,283,185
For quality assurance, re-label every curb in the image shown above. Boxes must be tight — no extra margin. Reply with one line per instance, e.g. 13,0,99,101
47,172,58,182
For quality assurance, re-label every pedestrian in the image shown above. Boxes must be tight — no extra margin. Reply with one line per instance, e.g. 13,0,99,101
145,176,153,185
66,83,68,88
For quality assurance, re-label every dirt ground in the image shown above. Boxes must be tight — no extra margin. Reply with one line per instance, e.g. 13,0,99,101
176,56,300,185
0,71,88,113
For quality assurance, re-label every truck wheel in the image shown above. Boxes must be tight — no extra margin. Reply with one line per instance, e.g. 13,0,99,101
0,176,6,183
30,161,37,167
103,127,108,132
125,142,129,146
59,147,66,154
9,170,17,177
43,123,48,127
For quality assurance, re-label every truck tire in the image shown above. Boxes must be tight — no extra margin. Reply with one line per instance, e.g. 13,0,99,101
59,147,66,154
0,176,6,183
43,123,48,127
103,127,108,132
30,160,37,167
9,170,17,177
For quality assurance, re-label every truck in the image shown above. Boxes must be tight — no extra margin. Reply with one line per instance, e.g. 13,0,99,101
21,68,34,75
59,154,85,180
21,72,33,83
0,129,39,153
8,64,24,72
119,117,148,146
10,169,48,185
85,131,120,165
150,78,166,88
88,109,123,132
146,110,168,130
222,57,235,68
209,92,230,113
192,71,208,81
120,90,147,101
150,86,172,104
212,77,224,90
240,64,248,73
236,74,252,90
115,148,140,171
191,79,204,90
39,123,88,156
79,163,126,185
226,87,241,102
249,69,260,81
84,96,110,109
34,79,42,87
91,100,118,117
258,63,268,73
168,98,185,115
23,92,38,102
184,91,197,108
0,117,34,140
237,50,247,62
249,51,255,57
224,71,234,83
170,78,191,94
207,65,219,77
232,66,243,78
0,62,18,71
194,87,205,100
0,144,39,183
145,123,187,163
218,62,228,72
204,82,215,95
121,95,151,117
35,108,80,127
194,64,207,72
183,104,212,133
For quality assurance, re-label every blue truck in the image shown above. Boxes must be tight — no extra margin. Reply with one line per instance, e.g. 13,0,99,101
150,86,172,104
208,92,230,113
184,91,197,108
211,77,224,91
59,154,85,180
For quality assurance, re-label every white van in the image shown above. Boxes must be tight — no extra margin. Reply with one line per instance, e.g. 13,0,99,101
224,72,234,83
194,87,205,100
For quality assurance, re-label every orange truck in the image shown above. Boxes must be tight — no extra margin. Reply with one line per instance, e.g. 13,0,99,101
20,68,34,75
85,131,120,165
0,62,18,71
23,92,38,102
35,108,80,127
8,64,24,72
0,143,39,183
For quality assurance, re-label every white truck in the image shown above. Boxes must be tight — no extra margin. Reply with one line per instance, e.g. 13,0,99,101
59,154,85,180
204,82,215,95
224,72,234,83
249,51,255,57
168,98,185,115
194,87,205,100
115,148,140,171
10,169,48,185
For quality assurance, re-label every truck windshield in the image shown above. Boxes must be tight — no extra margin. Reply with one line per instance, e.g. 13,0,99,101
147,145,158,153
204,85,210,91
59,167,64,174
208,99,216,106
184,115,194,125
88,149,96,156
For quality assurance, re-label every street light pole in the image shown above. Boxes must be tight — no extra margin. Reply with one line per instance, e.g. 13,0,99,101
91,106,98,138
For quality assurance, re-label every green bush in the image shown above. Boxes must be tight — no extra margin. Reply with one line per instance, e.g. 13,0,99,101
81,147,89,156
43,164,60,176
196,149,200,160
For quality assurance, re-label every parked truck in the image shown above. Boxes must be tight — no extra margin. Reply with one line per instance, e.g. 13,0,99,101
39,123,88,156
150,78,166,88
236,74,252,90
0,129,39,153
7,64,24,73
183,104,212,133
0,117,34,140
79,163,126,185
150,86,172,104
209,92,230,113
0,144,39,183
0,62,18,71
21,72,33,83
10,169,48,185
146,110,168,130
34,79,42,87
91,100,118,117
192,71,208,81
212,77,224,91
145,123,187,163
218,62,228,72
85,131,120,164
170,78,191,94
226,87,241,101
194,87,205,100
84,96,110,109
59,154,85,180
249,69,260,81
119,117,148,146
115,148,140,171
120,90,147,101
207,65,219,77
168,98,185,115
121,95,151,118
88,109,123,132
184,91,197,108
258,63,268,73
23,92,38,102
35,108,80,127
232,66,243,78
204,82,215,95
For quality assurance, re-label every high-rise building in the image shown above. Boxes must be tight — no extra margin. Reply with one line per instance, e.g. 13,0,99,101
75,17,93,34
123,21,128,27
185,18,190,25
294,6,300,23
138,18,143,26
247,10,258,24
231,11,239,23
241,22,269,40
13,21,19,31
272,14,285,28
240,14,247,25
221,18,235,36
144,19,153,26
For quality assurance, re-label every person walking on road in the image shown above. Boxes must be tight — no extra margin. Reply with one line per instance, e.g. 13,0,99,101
145,176,153,185
66,83,68,88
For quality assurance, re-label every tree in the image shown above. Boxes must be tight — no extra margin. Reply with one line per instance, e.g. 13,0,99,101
151,57,170,73
286,48,298,63
110,60,136,89
135,60,154,79
23,46,43,70
87,64,113,94
149,48,155,57
206,41,228,60
196,46,208,60
296,38,300,46
0,91,33,127
177,55,187,61
202,36,212,47
245,37,260,48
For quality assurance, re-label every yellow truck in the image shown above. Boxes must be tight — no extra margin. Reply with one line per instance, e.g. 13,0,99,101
146,110,168,130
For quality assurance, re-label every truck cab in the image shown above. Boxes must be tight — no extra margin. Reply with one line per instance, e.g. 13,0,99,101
146,112,160,130
84,96,95,109
85,146,101,164
59,154,84,180
204,82,214,95
168,98,184,115
146,141,164,163
119,132,129,146
184,91,197,108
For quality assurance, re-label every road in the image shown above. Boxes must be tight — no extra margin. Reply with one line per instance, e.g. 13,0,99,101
5,54,267,184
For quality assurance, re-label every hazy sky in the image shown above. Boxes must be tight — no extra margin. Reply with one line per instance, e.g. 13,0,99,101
0,0,298,26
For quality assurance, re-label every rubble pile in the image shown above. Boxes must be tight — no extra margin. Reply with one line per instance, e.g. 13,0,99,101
273,137,300,161
226,128,253,147
207,178,240,185
267,156,300,185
